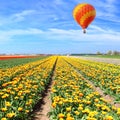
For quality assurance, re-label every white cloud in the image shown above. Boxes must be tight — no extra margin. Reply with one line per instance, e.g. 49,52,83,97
0,28,43,43
1,28,43,35
11,10,36,22
95,0,120,22
45,25,120,42
105,0,116,16
89,25,106,33
0,10,36,26
0,25,119,45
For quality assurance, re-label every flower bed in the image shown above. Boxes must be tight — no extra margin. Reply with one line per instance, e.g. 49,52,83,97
0,57,50,86
50,57,120,120
64,57,120,101
0,56,57,119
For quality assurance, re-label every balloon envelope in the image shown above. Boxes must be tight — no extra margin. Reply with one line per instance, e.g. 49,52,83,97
73,3,96,31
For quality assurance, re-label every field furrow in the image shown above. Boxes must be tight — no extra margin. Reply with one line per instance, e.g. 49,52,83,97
49,57,120,120
0,56,57,119
0,57,50,87
0,56,120,120
64,57,120,102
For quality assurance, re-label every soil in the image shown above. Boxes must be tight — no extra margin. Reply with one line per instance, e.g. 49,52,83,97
33,83,52,120
73,67,120,109
75,56,120,65
73,56,120,108
32,57,120,119
32,58,58,120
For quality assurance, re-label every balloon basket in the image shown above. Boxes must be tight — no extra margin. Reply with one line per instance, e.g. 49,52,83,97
83,29,86,34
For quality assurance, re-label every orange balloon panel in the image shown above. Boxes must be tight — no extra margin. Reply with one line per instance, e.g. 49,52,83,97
73,3,96,29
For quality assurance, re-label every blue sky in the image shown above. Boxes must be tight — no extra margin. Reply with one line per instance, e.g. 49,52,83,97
0,0,120,54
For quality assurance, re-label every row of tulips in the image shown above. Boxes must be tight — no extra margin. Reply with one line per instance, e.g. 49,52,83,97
0,56,45,69
0,56,57,120
0,57,50,87
50,57,120,120
63,57,120,101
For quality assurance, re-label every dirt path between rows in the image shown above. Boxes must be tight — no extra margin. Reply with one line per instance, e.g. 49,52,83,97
71,64,120,109
32,58,58,120
33,82,52,120
74,56,120,65
81,75,120,108
32,57,119,120
73,56,120,107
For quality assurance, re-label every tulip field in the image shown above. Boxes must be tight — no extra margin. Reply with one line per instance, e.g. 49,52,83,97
0,56,120,120
0,56,56,120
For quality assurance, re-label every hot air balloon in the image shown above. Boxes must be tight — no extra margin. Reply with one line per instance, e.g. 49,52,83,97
73,3,96,33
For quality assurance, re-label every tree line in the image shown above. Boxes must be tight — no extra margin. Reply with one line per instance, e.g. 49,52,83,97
97,50,120,55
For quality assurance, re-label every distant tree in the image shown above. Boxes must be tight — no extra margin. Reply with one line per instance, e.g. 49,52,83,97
96,51,102,55
113,51,120,55
107,50,112,55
